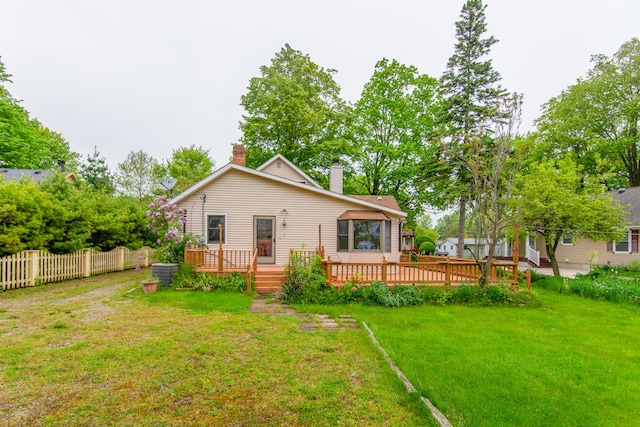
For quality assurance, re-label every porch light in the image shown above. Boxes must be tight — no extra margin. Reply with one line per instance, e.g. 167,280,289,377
282,218,287,226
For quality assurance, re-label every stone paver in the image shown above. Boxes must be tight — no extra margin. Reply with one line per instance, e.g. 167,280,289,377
249,298,359,332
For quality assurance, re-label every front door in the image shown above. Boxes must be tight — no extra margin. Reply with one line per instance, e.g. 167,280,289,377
255,216,275,264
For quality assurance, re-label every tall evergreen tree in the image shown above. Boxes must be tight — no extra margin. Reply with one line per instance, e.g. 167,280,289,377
80,147,114,194
439,0,506,257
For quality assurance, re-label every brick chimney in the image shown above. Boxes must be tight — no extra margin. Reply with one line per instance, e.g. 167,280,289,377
232,145,245,166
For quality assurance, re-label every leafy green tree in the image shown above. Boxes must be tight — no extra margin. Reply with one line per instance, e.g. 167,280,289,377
83,194,148,251
0,178,52,256
437,0,506,257
157,145,215,194
80,147,114,194
114,150,158,200
352,58,441,220
0,57,79,169
466,93,524,285
239,44,353,186
534,38,640,189
435,211,463,239
514,159,627,277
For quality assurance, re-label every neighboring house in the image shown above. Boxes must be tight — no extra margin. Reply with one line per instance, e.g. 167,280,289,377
401,229,415,252
435,237,510,259
171,146,407,266
525,187,640,270
0,166,77,184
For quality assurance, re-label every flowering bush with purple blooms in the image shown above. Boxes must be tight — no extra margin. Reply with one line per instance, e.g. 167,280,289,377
146,195,201,263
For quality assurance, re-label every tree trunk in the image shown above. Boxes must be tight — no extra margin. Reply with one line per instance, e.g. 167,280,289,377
545,241,561,277
457,194,467,258
478,241,496,288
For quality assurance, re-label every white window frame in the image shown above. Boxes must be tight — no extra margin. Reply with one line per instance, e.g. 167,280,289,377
613,230,631,254
561,233,575,246
207,213,227,245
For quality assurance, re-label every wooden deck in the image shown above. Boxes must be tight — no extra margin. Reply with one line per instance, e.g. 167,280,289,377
184,247,524,294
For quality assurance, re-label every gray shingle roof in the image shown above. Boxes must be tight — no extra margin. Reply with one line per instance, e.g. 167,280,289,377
0,169,55,183
612,187,640,227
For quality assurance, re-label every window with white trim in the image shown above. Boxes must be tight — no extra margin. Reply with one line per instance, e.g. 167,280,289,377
561,233,575,246
613,230,631,254
207,214,226,244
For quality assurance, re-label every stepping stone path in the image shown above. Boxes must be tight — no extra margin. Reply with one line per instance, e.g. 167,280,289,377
249,298,359,332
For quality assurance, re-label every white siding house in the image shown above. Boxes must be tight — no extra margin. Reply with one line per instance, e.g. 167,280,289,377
171,150,407,267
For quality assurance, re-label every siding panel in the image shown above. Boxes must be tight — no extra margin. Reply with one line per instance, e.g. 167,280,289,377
176,169,403,266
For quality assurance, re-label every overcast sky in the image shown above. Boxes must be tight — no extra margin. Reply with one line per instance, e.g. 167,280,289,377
1,0,638,173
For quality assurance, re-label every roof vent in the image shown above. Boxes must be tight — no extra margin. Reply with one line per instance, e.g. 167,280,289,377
618,188,626,193
376,196,383,200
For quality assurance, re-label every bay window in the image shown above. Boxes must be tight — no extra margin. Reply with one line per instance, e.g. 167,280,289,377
337,211,394,252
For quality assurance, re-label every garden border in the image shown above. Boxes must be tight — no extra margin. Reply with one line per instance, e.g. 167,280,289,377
363,322,452,427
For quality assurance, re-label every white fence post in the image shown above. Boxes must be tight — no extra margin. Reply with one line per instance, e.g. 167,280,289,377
83,248,92,277
117,247,126,271
27,250,39,286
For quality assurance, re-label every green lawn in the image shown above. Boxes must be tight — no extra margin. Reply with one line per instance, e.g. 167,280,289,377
299,287,640,426
0,270,432,426
4,270,640,426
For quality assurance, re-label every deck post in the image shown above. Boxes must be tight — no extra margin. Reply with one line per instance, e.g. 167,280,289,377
444,260,451,286
382,256,387,282
526,270,531,291
326,256,333,282
218,224,223,272
246,264,252,295
490,264,496,283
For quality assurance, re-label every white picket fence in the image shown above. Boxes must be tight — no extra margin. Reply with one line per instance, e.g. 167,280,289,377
0,247,152,290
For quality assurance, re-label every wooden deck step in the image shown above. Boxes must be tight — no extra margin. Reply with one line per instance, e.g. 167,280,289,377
254,268,286,295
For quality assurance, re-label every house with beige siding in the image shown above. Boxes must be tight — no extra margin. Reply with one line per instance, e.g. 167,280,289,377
171,147,407,268
524,187,640,270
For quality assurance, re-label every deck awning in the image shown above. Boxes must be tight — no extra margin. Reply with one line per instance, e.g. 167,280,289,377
337,210,391,221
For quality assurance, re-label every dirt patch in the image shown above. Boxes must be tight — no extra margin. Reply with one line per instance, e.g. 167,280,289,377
0,271,138,336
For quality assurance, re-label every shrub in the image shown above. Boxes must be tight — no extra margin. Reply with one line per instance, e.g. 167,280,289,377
278,255,328,304
535,274,640,306
173,265,246,293
419,241,436,255
172,263,198,288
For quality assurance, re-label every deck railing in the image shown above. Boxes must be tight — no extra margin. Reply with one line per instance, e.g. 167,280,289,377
322,256,519,286
526,245,540,266
288,247,325,270
184,247,254,272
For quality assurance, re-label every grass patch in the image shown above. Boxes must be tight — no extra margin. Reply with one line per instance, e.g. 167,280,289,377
133,285,253,314
300,288,640,426
0,270,434,426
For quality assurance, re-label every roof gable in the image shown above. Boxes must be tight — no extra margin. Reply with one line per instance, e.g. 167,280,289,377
171,162,407,218
257,154,322,189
